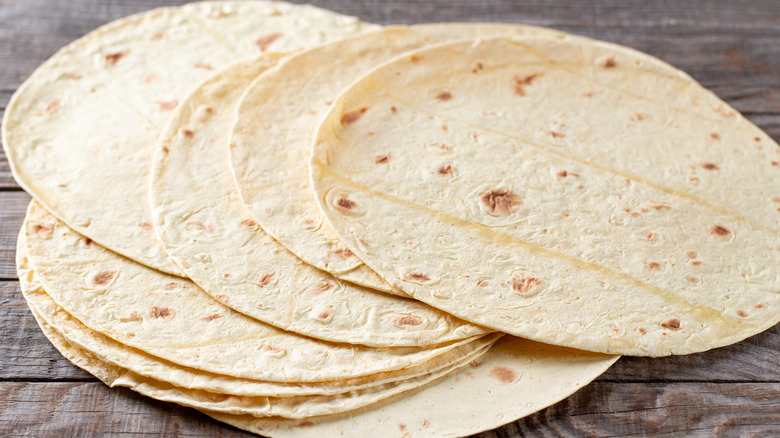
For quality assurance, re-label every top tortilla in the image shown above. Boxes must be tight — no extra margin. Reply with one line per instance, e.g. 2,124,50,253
310,36,780,356
1,1,376,275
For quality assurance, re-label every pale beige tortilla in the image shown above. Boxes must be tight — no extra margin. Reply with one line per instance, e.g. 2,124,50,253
207,335,617,436
149,55,487,347
1,1,377,276
27,304,496,419
229,24,565,292
21,201,495,381
311,36,780,356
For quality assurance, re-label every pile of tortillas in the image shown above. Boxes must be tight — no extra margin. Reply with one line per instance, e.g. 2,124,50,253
3,1,778,436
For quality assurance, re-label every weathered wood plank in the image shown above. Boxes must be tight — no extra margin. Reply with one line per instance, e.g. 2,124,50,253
0,381,777,437
0,192,29,278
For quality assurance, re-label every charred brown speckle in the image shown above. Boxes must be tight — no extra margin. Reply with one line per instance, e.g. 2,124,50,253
331,248,353,258
149,306,175,320
603,57,617,68
512,277,544,294
257,272,275,287
374,154,391,165
647,262,660,270
393,316,423,327
92,270,117,286
317,305,335,320
435,91,453,101
404,273,430,282
437,164,453,176
660,318,681,331
201,313,222,322
340,107,368,125
481,188,521,215
239,218,257,227
710,224,732,239
489,366,519,384
255,33,283,51
512,73,541,96
105,51,129,65
336,197,356,210
700,162,719,171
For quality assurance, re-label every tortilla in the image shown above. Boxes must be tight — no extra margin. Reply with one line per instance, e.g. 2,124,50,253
207,335,617,436
149,55,487,347
21,201,495,381
310,36,780,356
27,305,496,418
229,24,565,292
1,1,377,275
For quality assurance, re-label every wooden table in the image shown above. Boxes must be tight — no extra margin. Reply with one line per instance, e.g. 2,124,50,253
1,0,778,436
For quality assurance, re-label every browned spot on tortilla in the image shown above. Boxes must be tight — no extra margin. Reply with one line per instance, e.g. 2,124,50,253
257,272,275,287
480,188,521,215
331,248,353,258
690,260,704,266
336,196,356,210
477,280,489,287
468,360,482,368
637,327,646,335
644,232,656,242
154,100,178,111
164,282,178,290
393,316,423,327
297,420,316,429
409,54,422,63
512,73,541,96
92,271,117,286
557,170,579,178
441,123,448,132
161,146,169,154
239,218,257,227
603,57,617,68
631,112,648,122
489,366,519,384
737,310,748,317
139,222,153,231
700,162,719,171
772,161,779,167
647,262,660,270
40,98,61,115
652,203,671,211
201,313,221,322
660,318,681,331
710,224,732,239
583,91,602,98
390,105,397,113
755,304,764,309
181,129,195,139
215,294,228,303
255,33,283,51
317,305,335,320
149,306,175,320
186,221,214,233
437,164,453,176
309,282,334,296
83,238,92,246
398,423,407,432
709,132,721,140
404,273,430,282
152,32,165,40
714,107,736,118
512,277,544,294
340,107,368,125
374,154,391,164
435,91,452,101
33,224,53,238
545,130,565,139
686,276,699,285
472,62,484,73
771,195,780,204
422,419,431,428
686,251,697,259
194,63,214,70
144,74,159,84
105,51,129,65
119,311,142,323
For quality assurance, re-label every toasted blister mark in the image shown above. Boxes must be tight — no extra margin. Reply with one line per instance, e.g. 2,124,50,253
185,221,214,234
480,188,521,216
511,277,544,295
637,327,647,335
33,224,53,239
119,311,142,323
647,262,661,270
660,318,681,331
340,107,368,125
714,107,736,118
583,90,602,98
436,164,453,177
557,170,579,178
690,260,704,266
603,57,617,68
709,132,721,140
40,98,61,115
87,270,117,288
181,129,195,139
306,281,335,297
471,61,484,73
392,315,424,328
149,306,175,320
700,162,720,171
334,196,357,211
710,224,732,240
737,310,748,318
435,91,453,101
239,218,257,228
154,100,178,111
105,51,129,65
631,112,648,122
374,154,391,165
139,222,154,231
512,73,542,96
316,304,335,322
256,272,276,287
389,105,397,114
255,32,283,51
685,276,699,285
403,272,431,283
644,231,657,243
259,344,287,358
200,313,222,322
398,423,407,432
409,54,422,63
330,247,353,258
770,195,780,204
489,366,520,384
422,419,431,428
152,32,165,40
545,129,565,139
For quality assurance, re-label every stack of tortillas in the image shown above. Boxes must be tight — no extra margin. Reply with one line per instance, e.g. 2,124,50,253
3,1,778,436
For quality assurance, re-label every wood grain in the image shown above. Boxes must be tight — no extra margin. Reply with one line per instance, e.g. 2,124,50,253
0,192,29,278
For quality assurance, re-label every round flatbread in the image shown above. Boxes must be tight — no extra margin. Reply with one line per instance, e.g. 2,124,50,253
150,56,487,347
2,1,377,275
229,24,565,292
310,36,780,356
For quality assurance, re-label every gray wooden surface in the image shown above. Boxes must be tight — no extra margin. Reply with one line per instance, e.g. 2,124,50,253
1,0,779,436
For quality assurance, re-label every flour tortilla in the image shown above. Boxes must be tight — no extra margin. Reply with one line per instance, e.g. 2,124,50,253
27,304,496,419
207,335,617,437
229,24,565,292
20,264,500,398
150,55,487,347
1,1,376,275
21,201,495,381
311,36,780,356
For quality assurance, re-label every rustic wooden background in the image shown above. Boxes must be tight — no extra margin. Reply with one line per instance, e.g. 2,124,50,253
1,0,779,436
